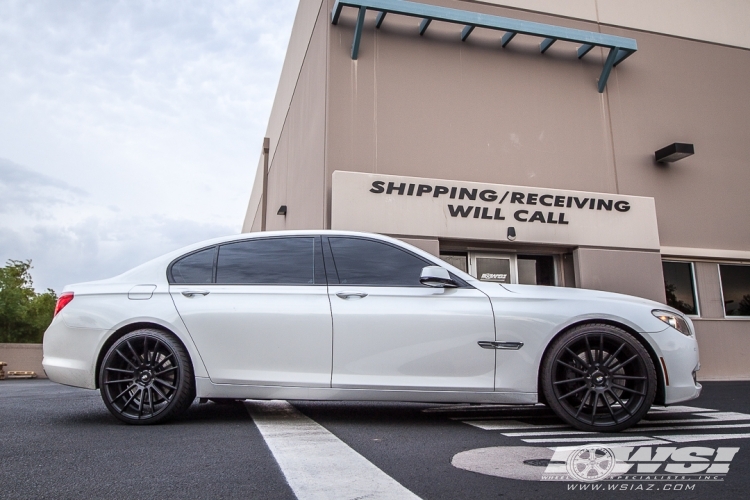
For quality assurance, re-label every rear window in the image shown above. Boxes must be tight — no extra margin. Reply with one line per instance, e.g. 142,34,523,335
216,237,318,285
171,247,216,284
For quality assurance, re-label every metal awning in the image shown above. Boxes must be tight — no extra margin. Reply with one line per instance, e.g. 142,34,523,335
331,0,637,92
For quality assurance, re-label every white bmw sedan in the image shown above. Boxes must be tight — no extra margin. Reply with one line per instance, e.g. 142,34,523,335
43,231,701,431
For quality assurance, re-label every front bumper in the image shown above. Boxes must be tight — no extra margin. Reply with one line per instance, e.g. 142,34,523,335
656,326,702,405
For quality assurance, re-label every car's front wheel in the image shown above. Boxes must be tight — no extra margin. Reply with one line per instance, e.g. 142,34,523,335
99,329,195,424
541,323,657,432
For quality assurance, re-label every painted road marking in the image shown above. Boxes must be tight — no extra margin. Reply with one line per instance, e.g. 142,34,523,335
656,433,750,443
452,405,750,481
464,411,750,431
462,420,571,431
647,405,717,413
423,403,549,413
522,435,654,443
499,422,750,437
246,400,420,500
644,411,750,422
458,405,750,448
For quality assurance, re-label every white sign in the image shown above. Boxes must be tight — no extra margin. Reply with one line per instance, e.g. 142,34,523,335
331,171,660,250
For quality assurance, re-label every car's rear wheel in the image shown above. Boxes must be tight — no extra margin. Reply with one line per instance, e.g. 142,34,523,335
99,329,195,424
541,323,657,432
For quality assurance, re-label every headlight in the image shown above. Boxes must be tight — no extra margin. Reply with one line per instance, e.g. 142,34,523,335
652,310,692,336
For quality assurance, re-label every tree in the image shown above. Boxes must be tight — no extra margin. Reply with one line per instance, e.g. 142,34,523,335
739,294,750,316
664,281,695,315
0,260,57,343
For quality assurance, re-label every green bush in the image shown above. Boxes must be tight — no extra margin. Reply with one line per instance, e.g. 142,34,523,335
0,260,57,343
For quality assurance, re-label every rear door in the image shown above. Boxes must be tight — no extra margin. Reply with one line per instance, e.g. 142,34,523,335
169,236,332,387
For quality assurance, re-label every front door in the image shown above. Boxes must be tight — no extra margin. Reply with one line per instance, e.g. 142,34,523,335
326,237,496,391
170,236,332,387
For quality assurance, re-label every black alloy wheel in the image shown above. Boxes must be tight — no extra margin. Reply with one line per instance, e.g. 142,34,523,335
541,324,657,432
99,329,195,424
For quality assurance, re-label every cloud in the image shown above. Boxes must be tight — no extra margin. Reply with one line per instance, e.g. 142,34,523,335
0,1,298,291
0,210,236,293
0,157,87,214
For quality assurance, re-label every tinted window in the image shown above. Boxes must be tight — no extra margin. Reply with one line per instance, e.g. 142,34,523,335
662,261,697,315
216,237,317,285
720,264,750,317
171,247,215,284
328,237,429,286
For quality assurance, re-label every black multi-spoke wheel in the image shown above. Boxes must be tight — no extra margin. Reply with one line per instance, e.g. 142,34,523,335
99,329,195,425
541,324,656,432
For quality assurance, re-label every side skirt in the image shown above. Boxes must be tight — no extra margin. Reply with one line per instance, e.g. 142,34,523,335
195,377,537,405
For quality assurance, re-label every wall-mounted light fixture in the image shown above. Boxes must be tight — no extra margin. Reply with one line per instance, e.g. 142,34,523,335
655,143,694,163
507,227,516,241
277,205,287,216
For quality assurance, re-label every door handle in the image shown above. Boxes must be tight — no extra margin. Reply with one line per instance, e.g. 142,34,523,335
478,341,524,350
182,290,210,297
336,291,368,299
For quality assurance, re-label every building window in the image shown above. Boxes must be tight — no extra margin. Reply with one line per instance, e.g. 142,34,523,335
719,264,750,317
662,261,698,316
518,255,555,286
440,252,468,273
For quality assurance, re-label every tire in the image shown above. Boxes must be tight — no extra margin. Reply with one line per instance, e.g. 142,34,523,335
99,329,195,425
541,323,657,432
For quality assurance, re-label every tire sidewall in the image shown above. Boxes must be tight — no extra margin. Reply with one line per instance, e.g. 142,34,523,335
541,324,657,432
99,329,194,425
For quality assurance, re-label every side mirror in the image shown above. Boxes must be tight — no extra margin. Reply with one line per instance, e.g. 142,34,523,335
420,266,458,288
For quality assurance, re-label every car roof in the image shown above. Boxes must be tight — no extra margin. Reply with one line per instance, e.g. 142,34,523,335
71,230,472,288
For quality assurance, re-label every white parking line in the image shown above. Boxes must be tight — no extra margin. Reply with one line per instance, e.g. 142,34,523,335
501,422,750,437
462,420,571,431
462,410,750,433
648,405,717,413
246,400,420,500
522,435,653,443
656,433,750,443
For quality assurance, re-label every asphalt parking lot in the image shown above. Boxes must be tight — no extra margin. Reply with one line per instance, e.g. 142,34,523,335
2,380,749,500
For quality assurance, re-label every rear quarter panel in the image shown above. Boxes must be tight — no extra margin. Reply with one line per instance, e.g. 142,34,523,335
47,282,209,388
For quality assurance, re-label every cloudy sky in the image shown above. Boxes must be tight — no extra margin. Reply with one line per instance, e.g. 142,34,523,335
0,0,298,292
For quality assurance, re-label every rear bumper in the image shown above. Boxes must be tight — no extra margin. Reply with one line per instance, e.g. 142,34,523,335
42,317,105,390
42,358,96,390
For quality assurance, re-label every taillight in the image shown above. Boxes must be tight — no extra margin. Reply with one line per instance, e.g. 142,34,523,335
54,292,75,316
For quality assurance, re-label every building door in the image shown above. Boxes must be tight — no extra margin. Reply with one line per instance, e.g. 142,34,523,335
464,252,557,286
470,253,518,284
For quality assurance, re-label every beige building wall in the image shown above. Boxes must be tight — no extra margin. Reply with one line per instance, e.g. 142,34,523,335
241,154,265,232
606,27,750,252
325,0,620,215
694,320,750,380
255,1,329,233
468,0,750,49
0,344,45,378
573,248,666,304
